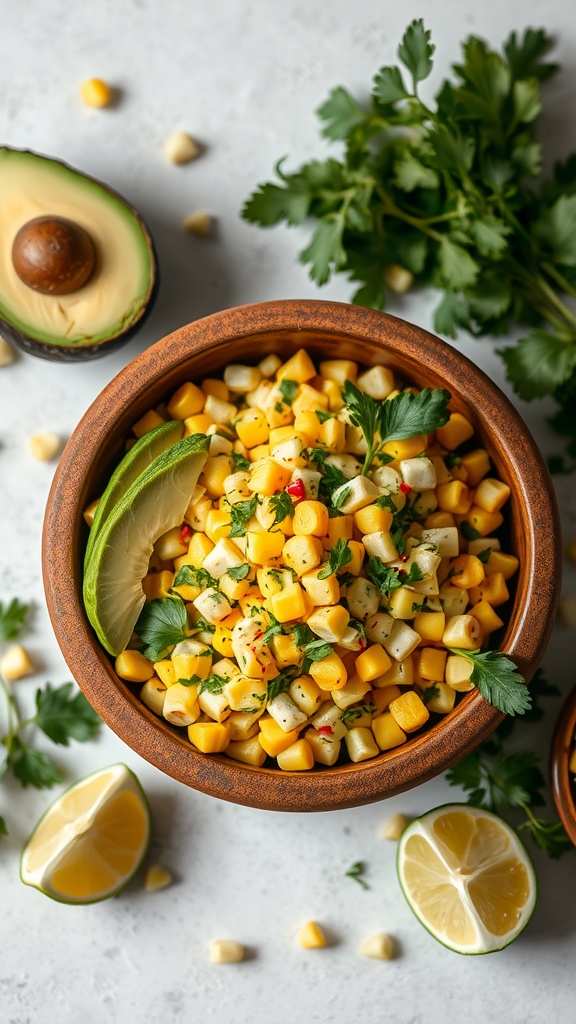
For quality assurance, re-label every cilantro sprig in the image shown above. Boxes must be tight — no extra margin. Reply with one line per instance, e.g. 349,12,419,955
367,556,424,596
0,600,100,823
448,648,532,717
318,538,352,579
243,21,576,466
228,495,260,538
134,597,190,662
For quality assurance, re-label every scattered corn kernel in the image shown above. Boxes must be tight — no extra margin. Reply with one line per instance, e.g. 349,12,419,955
297,921,326,949
79,77,112,108
381,813,410,840
360,932,395,960
29,432,60,462
183,210,213,236
0,644,34,680
144,865,173,892
209,940,245,963
164,130,200,164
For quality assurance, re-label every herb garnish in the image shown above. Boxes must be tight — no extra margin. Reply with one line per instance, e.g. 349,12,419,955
269,491,295,525
318,538,353,579
279,379,299,405
173,565,218,590
196,674,228,696
341,703,376,724
134,597,190,661
345,861,370,890
228,495,260,537
230,451,251,471
0,600,100,832
227,563,251,581
267,670,296,703
243,20,576,466
367,557,424,597
447,648,531,716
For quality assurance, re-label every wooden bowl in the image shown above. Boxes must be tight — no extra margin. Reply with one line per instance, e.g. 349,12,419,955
551,685,576,846
42,300,561,811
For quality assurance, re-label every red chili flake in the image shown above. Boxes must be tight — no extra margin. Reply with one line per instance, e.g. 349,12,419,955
180,524,192,544
317,725,334,736
399,482,412,495
286,478,306,502
253,630,263,641
398,553,408,562
358,639,367,650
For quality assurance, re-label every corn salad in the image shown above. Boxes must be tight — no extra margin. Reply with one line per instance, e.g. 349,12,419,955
94,349,518,771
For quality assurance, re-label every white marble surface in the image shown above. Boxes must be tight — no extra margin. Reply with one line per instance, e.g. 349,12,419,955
1,1,576,1021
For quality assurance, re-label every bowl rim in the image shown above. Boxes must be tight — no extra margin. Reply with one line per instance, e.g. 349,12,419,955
551,683,576,846
42,298,561,811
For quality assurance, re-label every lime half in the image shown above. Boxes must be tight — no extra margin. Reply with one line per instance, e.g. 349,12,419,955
397,803,537,954
85,419,184,565
20,764,151,904
83,432,209,655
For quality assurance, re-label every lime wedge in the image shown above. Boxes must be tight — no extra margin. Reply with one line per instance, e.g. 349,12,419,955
83,433,209,655
20,763,151,904
84,419,184,565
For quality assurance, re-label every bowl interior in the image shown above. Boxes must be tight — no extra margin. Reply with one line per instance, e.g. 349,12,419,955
43,300,561,810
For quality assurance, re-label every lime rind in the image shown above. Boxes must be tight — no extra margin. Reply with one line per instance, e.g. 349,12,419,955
396,802,537,955
20,763,152,905
83,433,209,656
85,419,184,565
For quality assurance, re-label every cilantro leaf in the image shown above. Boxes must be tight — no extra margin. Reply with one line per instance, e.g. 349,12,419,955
269,491,295,525
228,495,260,538
519,815,573,859
448,648,531,716
291,622,316,648
300,213,346,285
278,379,298,405
303,639,334,662
227,564,251,582
318,538,352,579
173,565,218,590
438,237,479,290
397,19,435,88
33,683,100,746
317,86,367,140
197,674,228,696
367,557,423,596
242,160,313,226
433,292,470,339
535,194,576,266
377,388,451,444
134,598,189,662
267,670,295,703
9,739,62,789
230,451,250,471
373,65,409,104
344,860,369,890
499,332,576,400
0,598,30,643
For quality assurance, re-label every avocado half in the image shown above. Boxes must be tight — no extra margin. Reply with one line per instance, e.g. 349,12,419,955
0,147,158,361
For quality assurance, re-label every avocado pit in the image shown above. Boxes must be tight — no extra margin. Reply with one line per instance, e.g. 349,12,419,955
12,215,96,296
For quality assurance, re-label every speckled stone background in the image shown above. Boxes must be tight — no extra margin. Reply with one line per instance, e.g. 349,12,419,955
1,2,575,1022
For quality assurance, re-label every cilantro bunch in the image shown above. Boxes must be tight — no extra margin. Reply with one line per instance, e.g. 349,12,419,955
0,599,101,836
243,21,576,468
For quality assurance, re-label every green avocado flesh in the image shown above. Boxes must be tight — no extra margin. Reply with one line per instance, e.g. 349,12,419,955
0,147,156,347
83,434,209,657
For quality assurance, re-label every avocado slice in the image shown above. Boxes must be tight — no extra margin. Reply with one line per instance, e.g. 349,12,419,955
0,147,158,361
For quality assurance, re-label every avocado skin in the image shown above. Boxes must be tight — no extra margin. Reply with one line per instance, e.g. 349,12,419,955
0,148,159,362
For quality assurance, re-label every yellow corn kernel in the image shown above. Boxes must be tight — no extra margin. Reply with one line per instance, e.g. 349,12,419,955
309,652,348,691
0,644,34,681
132,408,164,438
276,737,315,771
187,721,231,753
468,599,504,636
167,381,205,419
245,530,285,564
372,684,402,714
418,647,447,682
354,644,392,683
450,554,485,589
184,413,214,435
460,448,491,487
184,532,214,568
144,865,173,892
209,939,245,963
219,572,251,603
154,526,188,561
142,570,174,601
79,77,112,108
290,675,324,715
483,550,519,580
425,683,457,714
115,650,155,683
372,711,407,750
389,690,429,733
301,567,340,607
327,515,355,544
436,480,472,514
469,572,509,607
387,587,420,620
83,498,100,528
318,417,346,451
205,509,232,543
153,660,178,688
423,511,456,530
381,813,410,840
474,477,511,514
200,455,233,499
464,506,504,537
380,434,427,461
247,459,292,496
297,920,327,949
235,407,269,449
226,736,267,767
270,582,307,623
435,413,475,450
277,349,316,383
282,534,324,576
319,358,358,384
344,726,380,763
445,654,475,691
293,500,329,538
270,632,302,668
291,383,329,418
413,611,446,642
354,504,393,535
258,717,302,757
293,410,322,444
202,378,229,401
140,678,167,715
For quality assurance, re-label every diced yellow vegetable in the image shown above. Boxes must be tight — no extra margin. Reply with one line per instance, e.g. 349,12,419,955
115,650,155,683
258,716,302,757
436,480,472,514
276,349,316,383
318,417,346,451
140,678,167,715
436,413,475,450
450,554,485,589
163,682,200,726
209,939,245,963
469,572,509,607
413,611,446,642
79,77,112,108
468,599,504,636
167,381,205,419
344,727,379,762
282,534,324,576
309,652,348,690
276,737,315,770
226,736,268,766
153,659,178,688
247,459,292,495
184,413,214,435
380,434,427,460
319,359,358,384
293,500,329,538
301,567,340,606
235,407,270,448
464,505,504,537
144,865,173,892
270,632,302,667
327,515,355,544
297,920,327,948
200,455,233,498
187,721,231,753
483,550,519,579
389,690,429,732
132,409,165,438
460,448,491,487
418,647,447,682
354,504,393,535
289,675,324,715
372,711,407,750
0,644,34,681
246,531,285,565
202,378,229,401
355,644,392,683
425,683,457,714
308,605,350,642
142,570,174,601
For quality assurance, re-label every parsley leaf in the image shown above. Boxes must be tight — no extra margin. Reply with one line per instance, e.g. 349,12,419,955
197,674,228,696
291,622,316,648
173,565,218,590
367,557,424,596
227,563,251,581
398,18,435,88
303,639,334,663
230,451,251,471
345,860,369,890
9,741,62,789
267,670,295,703
278,379,299,405
34,683,100,746
0,598,30,643
318,539,352,579
228,495,260,538
447,648,531,716
460,521,480,541
269,491,295,524
134,598,189,662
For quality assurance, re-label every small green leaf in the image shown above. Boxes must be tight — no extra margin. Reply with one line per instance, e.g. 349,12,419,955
300,214,346,286
134,597,189,662
317,86,367,140
34,683,100,746
393,151,439,191
398,19,435,86
0,598,30,644
372,65,409,104
499,333,576,400
227,564,251,582
279,379,299,405
438,237,479,290
535,195,576,266
512,79,541,124
9,740,62,789
0,815,7,837
433,293,470,339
